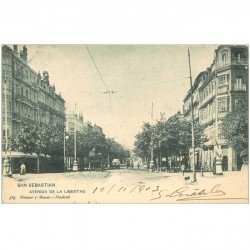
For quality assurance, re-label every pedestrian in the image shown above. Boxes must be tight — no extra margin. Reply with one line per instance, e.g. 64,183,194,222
241,158,248,172
20,162,26,175
137,162,140,169
200,163,204,177
130,159,134,170
180,162,185,176
126,160,130,169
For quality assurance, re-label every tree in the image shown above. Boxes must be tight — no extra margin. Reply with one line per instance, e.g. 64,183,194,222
134,122,152,161
12,123,65,173
222,100,248,153
134,112,205,166
12,124,46,173
105,138,130,162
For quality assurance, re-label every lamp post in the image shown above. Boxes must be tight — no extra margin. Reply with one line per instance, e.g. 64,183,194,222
64,128,69,172
3,70,12,177
72,102,78,171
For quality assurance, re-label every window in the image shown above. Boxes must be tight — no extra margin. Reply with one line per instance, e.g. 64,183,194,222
218,124,225,139
237,53,241,63
235,100,238,108
218,75,227,86
234,77,246,91
222,53,227,65
218,98,229,113
14,62,17,73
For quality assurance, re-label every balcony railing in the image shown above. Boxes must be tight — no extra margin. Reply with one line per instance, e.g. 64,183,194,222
217,111,228,119
217,85,229,94
199,93,215,107
15,93,37,107
217,59,248,69
233,84,247,92
232,58,248,65
12,112,36,124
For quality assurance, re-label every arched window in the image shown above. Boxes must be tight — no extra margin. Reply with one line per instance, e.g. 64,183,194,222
221,51,228,66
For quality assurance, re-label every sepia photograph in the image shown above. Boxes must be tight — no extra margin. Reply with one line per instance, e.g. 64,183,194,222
1,44,249,203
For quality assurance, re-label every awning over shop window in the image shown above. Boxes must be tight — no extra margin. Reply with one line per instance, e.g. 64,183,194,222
1,151,51,159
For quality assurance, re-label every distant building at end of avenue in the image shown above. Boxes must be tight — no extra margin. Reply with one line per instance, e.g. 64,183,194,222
66,112,88,134
2,45,66,150
183,45,248,171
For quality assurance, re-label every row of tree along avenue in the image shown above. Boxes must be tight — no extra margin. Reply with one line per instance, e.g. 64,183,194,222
134,99,248,172
12,123,130,173
222,100,248,163
134,112,205,172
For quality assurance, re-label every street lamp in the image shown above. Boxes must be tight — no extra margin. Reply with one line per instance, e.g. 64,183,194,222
3,70,12,177
72,102,78,171
64,128,69,172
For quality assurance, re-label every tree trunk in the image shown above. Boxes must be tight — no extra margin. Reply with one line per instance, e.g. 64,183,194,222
37,155,40,174
159,153,162,172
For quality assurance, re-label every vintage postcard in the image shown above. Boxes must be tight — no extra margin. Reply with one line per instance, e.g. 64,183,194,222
1,44,249,203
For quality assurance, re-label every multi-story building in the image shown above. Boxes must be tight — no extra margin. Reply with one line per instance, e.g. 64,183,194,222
2,45,66,150
66,112,88,134
183,45,248,171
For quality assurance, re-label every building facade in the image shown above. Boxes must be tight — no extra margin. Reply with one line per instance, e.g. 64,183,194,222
2,45,66,151
66,113,88,134
183,45,248,171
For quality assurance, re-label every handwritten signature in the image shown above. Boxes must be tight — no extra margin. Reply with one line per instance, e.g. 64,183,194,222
149,184,226,201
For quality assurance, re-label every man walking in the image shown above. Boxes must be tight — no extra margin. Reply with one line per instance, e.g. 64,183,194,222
180,162,185,176
20,162,26,175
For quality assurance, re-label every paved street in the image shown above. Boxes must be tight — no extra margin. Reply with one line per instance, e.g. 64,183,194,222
2,167,248,204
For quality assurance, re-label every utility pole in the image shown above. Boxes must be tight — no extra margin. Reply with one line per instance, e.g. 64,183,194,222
72,102,78,171
3,70,12,176
150,102,154,171
64,128,66,172
188,49,196,182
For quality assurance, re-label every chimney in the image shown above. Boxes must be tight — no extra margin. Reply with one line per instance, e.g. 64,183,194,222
20,45,28,61
13,45,18,54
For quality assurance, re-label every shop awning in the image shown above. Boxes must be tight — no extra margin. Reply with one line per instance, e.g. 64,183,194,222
2,151,51,159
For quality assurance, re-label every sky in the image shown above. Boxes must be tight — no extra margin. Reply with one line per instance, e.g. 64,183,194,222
23,44,217,149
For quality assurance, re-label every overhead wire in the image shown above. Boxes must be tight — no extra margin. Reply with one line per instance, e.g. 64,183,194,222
85,45,114,122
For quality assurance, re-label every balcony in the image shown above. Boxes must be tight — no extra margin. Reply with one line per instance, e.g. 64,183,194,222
231,58,248,66
233,84,247,92
12,112,21,123
217,59,248,70
12,112,36,124
217,111,228,119
199,94,215,108
200,116,215,126
217,85,229,95
15,93,37,108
